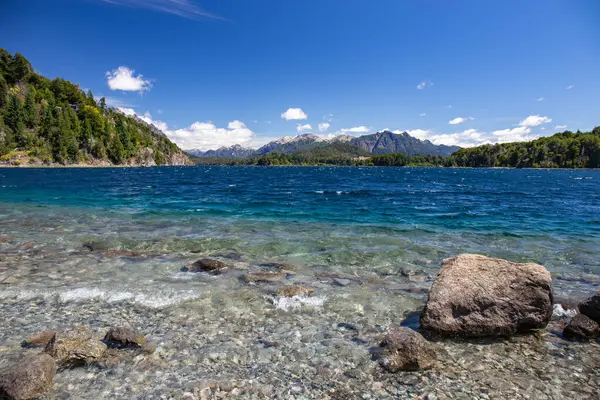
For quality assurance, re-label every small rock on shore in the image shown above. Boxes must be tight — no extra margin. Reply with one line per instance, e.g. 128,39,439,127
378,327,436,372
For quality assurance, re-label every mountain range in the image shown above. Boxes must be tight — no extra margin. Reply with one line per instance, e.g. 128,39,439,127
186,131,460,158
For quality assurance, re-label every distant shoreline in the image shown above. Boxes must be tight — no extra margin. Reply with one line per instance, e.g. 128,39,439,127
1,163,598,170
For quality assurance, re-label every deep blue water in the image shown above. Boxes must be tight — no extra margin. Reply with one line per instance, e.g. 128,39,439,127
1,166,599,236
1,167,600,298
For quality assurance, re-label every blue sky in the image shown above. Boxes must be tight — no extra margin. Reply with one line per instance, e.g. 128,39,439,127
1,0,599,150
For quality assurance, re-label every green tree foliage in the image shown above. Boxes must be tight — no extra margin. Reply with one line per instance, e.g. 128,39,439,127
0,49,188,165
450,129,600,168
23,86,37,128
0,75,8,109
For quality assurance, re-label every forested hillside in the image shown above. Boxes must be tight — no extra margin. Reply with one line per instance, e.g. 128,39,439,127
451,129,600,168
0,49,189,166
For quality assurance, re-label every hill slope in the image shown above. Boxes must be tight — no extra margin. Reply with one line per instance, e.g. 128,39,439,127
0,49,190,166
450,129,600,168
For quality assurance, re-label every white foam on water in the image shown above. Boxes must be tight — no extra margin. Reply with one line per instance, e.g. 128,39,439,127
0,286,201,309
265,294,327,311
552,303,577,319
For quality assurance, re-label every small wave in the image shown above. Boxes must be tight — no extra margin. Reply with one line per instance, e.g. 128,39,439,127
0,287,201,309
264,294,327,311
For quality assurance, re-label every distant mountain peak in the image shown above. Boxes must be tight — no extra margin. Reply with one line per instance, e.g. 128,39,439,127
187,130,460,159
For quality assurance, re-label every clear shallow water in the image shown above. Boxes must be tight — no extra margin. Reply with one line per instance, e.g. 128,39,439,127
1,166,600,398
1,166,600,299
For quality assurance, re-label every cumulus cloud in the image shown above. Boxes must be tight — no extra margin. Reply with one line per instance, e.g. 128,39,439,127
95,0,220,20
106,66,152,93
416,81,433,90
492,126,539,143
555,125,567,129
168,120,254,150
318,122,330,132
296,124,312,132
431,129,491,148
519,115,552,127
117,107,136,116
536,97,544,101
448,116,474,125
566,85,574,90
339,126,370,134
281,108,308,120
419,113,426,117
117,108,254,150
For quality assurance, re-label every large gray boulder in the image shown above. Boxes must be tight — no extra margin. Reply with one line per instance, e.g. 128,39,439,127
378,327,436,372
0,354,56,400
420,254,553,337
578,293,600,323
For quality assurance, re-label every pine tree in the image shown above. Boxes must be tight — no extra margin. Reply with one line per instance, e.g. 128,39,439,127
4,94,24,141
86,90,95,107
81,118,93,151
0,75,8,109
23,86,37,128
108,134,125,164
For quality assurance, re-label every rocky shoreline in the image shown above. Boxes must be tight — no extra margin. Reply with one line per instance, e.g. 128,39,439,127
1,253,599,399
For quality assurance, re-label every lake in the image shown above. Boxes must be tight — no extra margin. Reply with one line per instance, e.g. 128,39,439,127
1,166,599,398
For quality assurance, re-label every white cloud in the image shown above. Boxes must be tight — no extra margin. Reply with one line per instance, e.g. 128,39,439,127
448,116,474,125
296,124,312,132
416,81,433,90
281,108,308,120
566,85,574,90
106,66,152,93
419,113,426,117
339,126,370,134
117,107,254,150
492,126,538,143
117,107,136,116
536,97,544,101
519,115,552,127
431,129,490,148
95,0,220,20
169,120,254,150
555,125,567,130
157,109,163,114
318,122,330,132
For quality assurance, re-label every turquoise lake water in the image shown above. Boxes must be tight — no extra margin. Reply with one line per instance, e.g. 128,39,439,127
1,166,600,398
1,166,599,303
